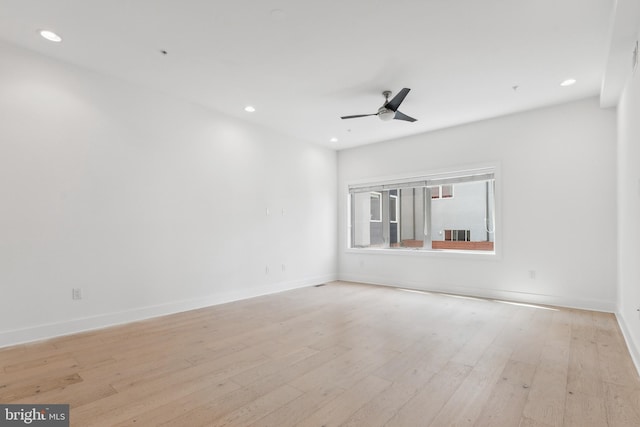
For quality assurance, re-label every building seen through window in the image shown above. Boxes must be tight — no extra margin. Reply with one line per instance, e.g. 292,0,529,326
348,169,495,252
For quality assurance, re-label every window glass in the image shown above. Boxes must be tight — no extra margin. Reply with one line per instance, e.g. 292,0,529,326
348,170,495,252
370,192,381,222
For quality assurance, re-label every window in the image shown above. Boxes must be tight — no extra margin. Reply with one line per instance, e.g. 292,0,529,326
370,192,382,222
389,194,398,223
348,168,496,252
430,184,454,199
441,184,454,198
444,229,470,241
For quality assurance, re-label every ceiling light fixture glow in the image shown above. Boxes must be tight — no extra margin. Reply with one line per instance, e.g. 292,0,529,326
378,109,395,121
39,29,62,42
560,78,576,87
244,106,256,112
330,137,338,143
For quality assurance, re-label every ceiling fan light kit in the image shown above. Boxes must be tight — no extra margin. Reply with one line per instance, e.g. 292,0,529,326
378,108,396,121
341,88,417,123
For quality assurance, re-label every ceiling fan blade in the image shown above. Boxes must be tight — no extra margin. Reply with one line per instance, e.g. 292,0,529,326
385,88,411,112
394,110,417,122
340,113,377,120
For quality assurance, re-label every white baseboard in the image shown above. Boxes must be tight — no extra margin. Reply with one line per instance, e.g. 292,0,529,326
338,274,616,313
616,311,640,377
0,274,336,349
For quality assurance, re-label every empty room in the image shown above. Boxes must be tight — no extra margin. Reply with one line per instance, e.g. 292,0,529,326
1,0,640,426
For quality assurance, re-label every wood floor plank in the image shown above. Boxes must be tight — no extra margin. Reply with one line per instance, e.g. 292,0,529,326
3,352,78,374
522,358,568,427
287,345,399,395
0,373,83,402
384,361,472,426
474,359,537,427
522,310,572,427
73,372,240,426
427,346,512,426
11,380,118,409
208,384,303,427
111,379,241,426
0,356,82,392
341,379,425,427
242,345,350,396
248,386,347,427
159,386,260,427
510,309,554,365
0,281,639,426
603,382,640,426
229,346,319,387
518,417,555,427
449,316,507,367
563,391,608,427
297,374,391,427
567,324,604,398
596,322,640,388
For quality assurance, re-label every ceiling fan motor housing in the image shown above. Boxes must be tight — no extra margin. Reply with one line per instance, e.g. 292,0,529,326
377,107,395,121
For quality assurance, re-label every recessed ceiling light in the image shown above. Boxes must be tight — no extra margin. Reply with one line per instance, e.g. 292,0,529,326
560,78,576,87
244,106,256,112
330,137,338,143
39,29,62,43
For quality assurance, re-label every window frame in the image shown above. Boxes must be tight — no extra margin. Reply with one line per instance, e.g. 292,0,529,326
389,193,399,224
430,184,454,200
369,191,382,223
345,163,500,259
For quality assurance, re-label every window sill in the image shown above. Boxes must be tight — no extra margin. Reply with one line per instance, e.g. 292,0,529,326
345,246,499,260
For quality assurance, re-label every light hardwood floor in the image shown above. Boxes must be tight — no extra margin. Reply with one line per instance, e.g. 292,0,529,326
1,281,640,426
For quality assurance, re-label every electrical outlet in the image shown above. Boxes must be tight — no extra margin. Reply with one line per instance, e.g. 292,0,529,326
281,264,286,272
265,265,269,274
529,270,536,280
72,288,82,300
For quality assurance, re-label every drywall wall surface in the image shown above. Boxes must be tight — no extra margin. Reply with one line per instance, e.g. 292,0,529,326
338,98,617,311
616,40,640,371
0,41,337,346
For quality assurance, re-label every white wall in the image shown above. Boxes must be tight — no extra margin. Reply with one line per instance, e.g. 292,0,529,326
0,41,337,347
338,98,617,311
616,32,640,370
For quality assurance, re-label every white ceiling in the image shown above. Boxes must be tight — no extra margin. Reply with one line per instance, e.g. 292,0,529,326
0,0,630,149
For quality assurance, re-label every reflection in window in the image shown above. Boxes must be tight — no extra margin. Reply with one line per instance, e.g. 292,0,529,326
430,184,454,199
348,169,495,252
389,194,398,223
441,184,453,198
370,192,382,222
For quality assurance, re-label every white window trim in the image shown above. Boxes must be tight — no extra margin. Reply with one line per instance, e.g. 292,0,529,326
370,192,382,222
390,194,399,224
345,162,501,260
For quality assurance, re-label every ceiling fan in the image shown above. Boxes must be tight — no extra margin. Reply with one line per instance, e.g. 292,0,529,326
341,88,417,122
